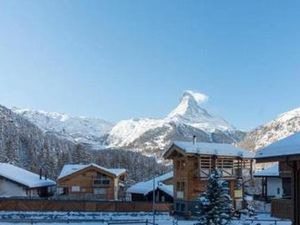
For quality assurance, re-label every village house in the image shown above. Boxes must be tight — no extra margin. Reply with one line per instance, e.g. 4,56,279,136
0,163,56,197
254,163,283,200
127,171,173,203
255,132,300,224
57,163,126,200
163,140,254,215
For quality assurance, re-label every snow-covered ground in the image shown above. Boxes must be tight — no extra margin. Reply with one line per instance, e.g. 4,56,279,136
0,211,291,225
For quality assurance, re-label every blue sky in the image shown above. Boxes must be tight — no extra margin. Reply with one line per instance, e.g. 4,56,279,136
0,0,299,130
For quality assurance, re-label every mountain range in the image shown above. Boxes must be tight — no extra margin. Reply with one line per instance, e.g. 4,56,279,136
1,90,300,181
13,90,245,157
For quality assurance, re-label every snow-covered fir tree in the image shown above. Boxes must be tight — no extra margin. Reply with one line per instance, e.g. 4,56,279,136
194,169,233,225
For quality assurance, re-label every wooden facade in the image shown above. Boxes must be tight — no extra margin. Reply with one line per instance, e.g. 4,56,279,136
164,142,253,215
57,164,126,201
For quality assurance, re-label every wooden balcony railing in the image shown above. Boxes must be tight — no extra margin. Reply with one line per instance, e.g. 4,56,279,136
271,198,292,220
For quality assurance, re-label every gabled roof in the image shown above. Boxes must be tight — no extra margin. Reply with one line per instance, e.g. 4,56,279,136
255,132,300,161
58,163,126,180
127,172,173,196
164,141,254,159
254,163,279,177
0,163,56,188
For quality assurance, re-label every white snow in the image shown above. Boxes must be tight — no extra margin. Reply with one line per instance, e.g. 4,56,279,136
0,211,292,225
255,131,300,159
58,163,126,179
127,172,173,196
254,163,279,177
12,108,113,149
167,90,233,132
173,141,254,158
107,90,237,150
0,163,55,188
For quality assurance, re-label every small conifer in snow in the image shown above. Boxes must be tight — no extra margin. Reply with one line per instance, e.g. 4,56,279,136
194,169,233,225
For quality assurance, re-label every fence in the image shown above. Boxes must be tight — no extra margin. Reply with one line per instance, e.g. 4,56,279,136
0,198,171,212
271,198,292,220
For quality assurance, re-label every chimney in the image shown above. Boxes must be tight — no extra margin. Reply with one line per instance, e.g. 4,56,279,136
39,168,42,180
193,135,197,145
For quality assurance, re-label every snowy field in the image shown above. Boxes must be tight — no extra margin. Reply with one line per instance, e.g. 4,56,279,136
0,211,292,225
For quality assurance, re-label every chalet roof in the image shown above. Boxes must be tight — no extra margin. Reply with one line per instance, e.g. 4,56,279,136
164,141,254,159
127,172,173,196
255,132,300,161
0,163,56,188
254,163,279,177
58,163,126,180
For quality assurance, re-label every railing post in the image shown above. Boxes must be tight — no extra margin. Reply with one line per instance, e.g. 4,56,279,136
146,218,148,225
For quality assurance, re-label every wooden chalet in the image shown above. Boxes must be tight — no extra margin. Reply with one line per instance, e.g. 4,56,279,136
127,172,174,203
255,132,300,224
57,163,127,200
0,163,56,197
163,140,254,215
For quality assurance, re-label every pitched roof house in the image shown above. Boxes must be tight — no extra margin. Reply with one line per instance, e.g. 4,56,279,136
127,172,173,202
0,163,56,197
57,163,126,200
255,132,300,224
164,140,254,215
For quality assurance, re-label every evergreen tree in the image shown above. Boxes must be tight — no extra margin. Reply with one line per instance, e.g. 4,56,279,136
194,169,233,225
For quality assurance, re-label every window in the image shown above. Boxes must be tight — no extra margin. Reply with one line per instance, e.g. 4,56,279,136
94,188,107,195
94,173,111,185
176,182,185,191
71,186,80,192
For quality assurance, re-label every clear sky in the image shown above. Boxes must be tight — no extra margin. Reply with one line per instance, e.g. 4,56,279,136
0,0,299,130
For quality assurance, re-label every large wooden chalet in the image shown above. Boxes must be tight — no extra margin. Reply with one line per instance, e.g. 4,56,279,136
255,132,300,225
57,163,127,200
163,140,254,215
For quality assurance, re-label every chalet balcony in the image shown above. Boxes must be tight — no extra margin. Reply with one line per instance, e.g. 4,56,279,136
271,198,292,220
194,168,243,179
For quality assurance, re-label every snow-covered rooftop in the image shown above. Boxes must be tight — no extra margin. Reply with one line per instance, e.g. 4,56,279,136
254,163,279,177
255,132,300,160
172,141,254,158
58,163,126,179
0,163,56,188
127,172,173,196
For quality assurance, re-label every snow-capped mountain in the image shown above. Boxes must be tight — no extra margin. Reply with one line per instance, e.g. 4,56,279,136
106,90,244,155
12,108,113,149
239,107,300,151
12,91,245,156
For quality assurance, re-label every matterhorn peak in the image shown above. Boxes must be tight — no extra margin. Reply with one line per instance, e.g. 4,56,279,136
167,90,210,119
167,90,234,132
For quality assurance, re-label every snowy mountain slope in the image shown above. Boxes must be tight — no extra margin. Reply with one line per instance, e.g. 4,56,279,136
12,108,113,149
239,107,300,151
106,90,244,155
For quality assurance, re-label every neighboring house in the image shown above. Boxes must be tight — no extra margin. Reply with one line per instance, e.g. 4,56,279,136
255,132,300,224
0,163,56,197
57,163,126,200
254,163,283,200
163,140,254,215
127,172,173,203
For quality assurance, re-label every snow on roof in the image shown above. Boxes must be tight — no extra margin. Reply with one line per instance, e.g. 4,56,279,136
255,132,300,159
254,163,279,177
58,163,126,179
172,141,254,158
0,163,56,188
127,172,173,196
158,184,173,197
